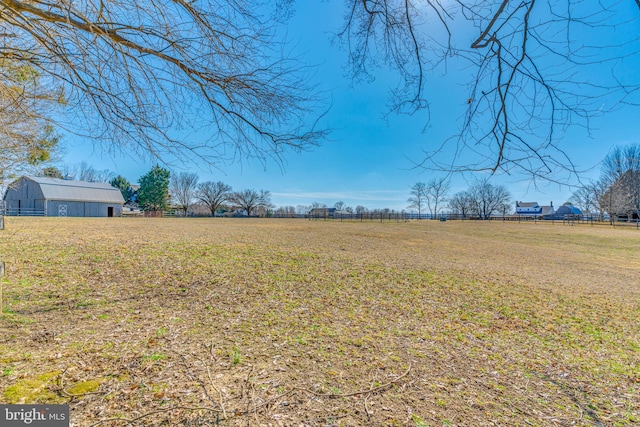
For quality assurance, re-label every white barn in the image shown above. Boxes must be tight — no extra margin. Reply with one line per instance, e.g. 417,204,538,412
3,176,124,217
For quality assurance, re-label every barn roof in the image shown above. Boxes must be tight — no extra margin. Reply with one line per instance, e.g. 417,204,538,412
555,203,582,215
516,201,539,208
25,176,125,204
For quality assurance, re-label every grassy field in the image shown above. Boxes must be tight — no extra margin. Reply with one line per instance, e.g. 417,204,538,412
0,217,638,426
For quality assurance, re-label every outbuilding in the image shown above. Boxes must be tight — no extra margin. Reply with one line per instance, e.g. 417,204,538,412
543,202,582,220
3,176,124,217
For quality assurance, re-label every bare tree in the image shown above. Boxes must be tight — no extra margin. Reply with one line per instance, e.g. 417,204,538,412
599,145,640,220
296,204,310,216
334,201,345,211
196,181,232,217
1,0,326,165
276,205,296,218
66,162,114,182
448,191,473,218
601,145,640,184
355,205,367,215
229,189,271,217
407,182,427,218
339,1,640,178
169,172,199,216
425,177,450,218
601,172,640,221
467,178,511,219
570,183,601,216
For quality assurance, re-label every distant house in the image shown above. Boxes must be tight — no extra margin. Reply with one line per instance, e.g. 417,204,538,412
515,201,554,217
308,208,351,218
515,201,541,215
309,207,335,218
3,176,124,217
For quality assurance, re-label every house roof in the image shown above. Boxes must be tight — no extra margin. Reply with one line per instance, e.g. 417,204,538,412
516,201,539,208
22,176,125,204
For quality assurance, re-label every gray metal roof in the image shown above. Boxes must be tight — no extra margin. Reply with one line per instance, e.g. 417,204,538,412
516,201,539,208
26,176,125,204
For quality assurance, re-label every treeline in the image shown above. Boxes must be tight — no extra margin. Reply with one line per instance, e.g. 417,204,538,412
407,177,512,219
116,168,273,216
38,165,273,216
36,144,640,220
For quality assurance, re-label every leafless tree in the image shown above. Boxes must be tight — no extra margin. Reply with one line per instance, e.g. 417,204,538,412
425,177,450,218
407,182,427,218
170,172,199,216
296,204,310,215
599,145,640,220
448,191,473,218
570,182,601,216
601,145,640,184
66,162,114,182
229,189,271,217
276,205,296,218
355,205,367,215
0,0,326,166
339,1,640,178
196,181,232,217
601,172,640,221
467,178,511,219
334,200,345,211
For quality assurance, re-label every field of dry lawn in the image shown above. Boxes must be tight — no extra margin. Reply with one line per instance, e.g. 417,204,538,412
0,217,638,426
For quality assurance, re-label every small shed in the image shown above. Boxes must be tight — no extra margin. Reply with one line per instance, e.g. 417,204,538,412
3,176,124,217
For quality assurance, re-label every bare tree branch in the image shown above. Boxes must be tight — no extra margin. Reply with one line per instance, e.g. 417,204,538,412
339,0,640,180
0,0,327,168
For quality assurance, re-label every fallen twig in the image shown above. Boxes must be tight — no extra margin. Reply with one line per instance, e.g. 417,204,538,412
296,364,412,398
88,405,222,426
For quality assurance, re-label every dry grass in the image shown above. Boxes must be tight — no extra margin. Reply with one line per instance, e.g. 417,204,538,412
0,217,638,426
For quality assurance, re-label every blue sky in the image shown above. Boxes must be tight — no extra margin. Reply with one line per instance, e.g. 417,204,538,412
62,1,640,211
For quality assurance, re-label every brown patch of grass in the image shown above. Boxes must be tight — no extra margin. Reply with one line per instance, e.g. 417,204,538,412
0,218,638,426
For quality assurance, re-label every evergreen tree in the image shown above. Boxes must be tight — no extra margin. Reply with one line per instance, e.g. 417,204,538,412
110,175,134,204
138,166,170,211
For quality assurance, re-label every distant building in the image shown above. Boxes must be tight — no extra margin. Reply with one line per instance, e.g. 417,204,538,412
308,208,351,218
515,201,554,217
3,176,124,217
309,207,335,218
515,201,541,215
544,202,582,220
